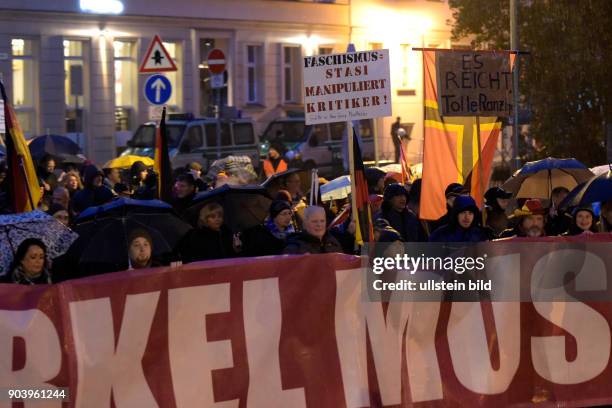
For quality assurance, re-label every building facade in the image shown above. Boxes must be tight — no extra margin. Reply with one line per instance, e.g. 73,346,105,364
0,0,457,165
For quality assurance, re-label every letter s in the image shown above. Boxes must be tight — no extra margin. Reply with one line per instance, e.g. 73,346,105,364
531,250,610,384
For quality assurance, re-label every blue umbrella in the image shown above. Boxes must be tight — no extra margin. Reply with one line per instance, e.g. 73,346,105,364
28,135,81,163
559,171,612,210
0,211,78,276
502,157,594,199
77,197,175,220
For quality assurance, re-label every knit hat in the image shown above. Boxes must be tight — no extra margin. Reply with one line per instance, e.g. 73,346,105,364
383,183,409,202
270,200,292,219
130,161,148,176
269,141,286,156
445,183,468,198
572,205,595,219
452,195,479,216
484,187,512,205
127,228,153,248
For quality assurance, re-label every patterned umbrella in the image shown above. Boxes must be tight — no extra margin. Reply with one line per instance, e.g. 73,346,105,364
0,211,78,276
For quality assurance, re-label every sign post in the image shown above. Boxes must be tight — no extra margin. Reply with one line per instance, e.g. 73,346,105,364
207,49,226,159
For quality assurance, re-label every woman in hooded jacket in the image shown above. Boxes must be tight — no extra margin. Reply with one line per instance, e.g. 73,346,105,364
563,206,599,236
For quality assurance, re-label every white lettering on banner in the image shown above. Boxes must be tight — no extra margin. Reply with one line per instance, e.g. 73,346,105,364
335,268,443,406
447,254,521,394
243,278,306,407
531,250,611,384
168,284,238,408
69,293,160,408
0,310,62,408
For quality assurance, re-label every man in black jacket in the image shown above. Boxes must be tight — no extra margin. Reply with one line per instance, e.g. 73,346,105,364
171,174,197,217
71,165,114,215
376,183,426,242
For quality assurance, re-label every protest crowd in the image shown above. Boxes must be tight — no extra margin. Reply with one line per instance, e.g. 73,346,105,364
0,140,611,285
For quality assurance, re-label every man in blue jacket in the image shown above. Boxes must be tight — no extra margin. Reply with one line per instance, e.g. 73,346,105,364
429,195,490,242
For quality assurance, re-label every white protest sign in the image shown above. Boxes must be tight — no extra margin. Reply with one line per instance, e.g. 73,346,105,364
303,50,391,125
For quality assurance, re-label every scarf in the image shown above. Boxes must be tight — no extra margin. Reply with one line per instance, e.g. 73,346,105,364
265,218,295,240
11,266,52,285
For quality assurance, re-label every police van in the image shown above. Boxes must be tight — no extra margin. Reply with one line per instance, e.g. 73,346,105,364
259,117,375,177
122,114,259,171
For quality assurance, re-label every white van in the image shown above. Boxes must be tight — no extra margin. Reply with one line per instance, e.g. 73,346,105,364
122,115,259,171
259,118,375,177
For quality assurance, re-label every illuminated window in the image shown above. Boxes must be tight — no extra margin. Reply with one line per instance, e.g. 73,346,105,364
246,45,263,103
64,40,84,108
64,39,86,134
114,40,136,131
11,38,36,137
318,46,334,55
162,41,182,111
399,44,418,90
282,45,302,104
369,42,383,50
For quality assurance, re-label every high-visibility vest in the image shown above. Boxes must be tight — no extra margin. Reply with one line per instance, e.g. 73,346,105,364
263,159,288,177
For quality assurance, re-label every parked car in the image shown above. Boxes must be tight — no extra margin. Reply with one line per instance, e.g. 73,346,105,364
122,114,259,171
259,117,375,177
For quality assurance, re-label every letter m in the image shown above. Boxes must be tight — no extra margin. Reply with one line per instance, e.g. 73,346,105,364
334,268,443,407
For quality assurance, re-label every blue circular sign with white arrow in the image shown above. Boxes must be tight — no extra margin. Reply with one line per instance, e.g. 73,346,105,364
144,74,172,105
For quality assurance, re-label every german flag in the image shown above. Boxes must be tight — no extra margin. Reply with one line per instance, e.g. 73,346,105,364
154,107,173,202
398,135,412,184
0,80,42,212
420,50,502,220
351,128,373,245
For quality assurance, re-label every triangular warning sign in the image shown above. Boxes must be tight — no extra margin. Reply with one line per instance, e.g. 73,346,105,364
139,35,178,73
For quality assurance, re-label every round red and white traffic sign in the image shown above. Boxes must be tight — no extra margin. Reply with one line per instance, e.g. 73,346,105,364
207,49,226,74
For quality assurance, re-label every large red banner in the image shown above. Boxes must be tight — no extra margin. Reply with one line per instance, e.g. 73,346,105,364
2,238,612,407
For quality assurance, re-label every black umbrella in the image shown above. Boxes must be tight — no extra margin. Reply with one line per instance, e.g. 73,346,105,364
560,171,612,210
261,168,311,198
185,185,272,233
71,198,192,273
28,135,81,163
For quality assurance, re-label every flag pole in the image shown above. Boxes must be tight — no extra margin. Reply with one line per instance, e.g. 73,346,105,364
18,156,35,211
475,115,486,224
348,121,358,232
